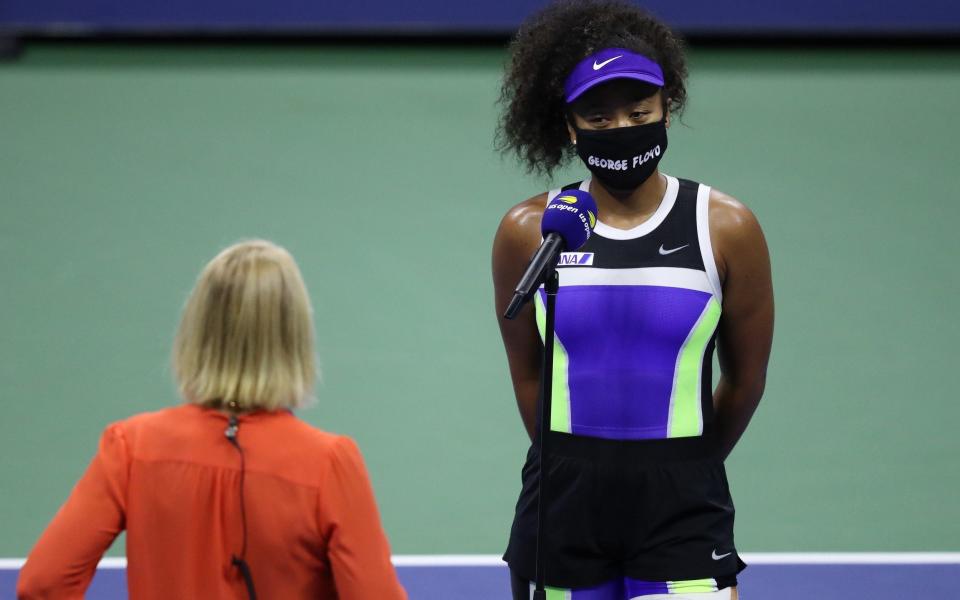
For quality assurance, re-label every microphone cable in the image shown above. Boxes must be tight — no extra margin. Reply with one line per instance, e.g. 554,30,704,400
225,412,257,600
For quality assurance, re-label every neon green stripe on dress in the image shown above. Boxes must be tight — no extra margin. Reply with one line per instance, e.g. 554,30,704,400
545,587,570,600
534,292,571,433
668,578,719,593
668,298,722,438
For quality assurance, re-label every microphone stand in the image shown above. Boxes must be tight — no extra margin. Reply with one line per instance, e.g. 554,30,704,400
532,263,559,600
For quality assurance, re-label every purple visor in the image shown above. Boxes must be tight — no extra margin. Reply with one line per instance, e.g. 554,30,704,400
564,48,665,103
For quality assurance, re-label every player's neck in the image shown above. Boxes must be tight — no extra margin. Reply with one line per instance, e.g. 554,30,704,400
589,171,667,222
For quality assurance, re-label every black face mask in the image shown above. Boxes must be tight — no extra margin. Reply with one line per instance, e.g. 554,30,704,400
573,120,668,191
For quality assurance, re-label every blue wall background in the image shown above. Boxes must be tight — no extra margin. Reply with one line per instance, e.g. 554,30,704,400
3,0,959,35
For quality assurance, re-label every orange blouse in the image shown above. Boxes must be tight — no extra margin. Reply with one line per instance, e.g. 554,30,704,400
17,404,407,600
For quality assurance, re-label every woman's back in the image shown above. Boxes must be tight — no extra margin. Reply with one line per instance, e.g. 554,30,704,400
19,404,405,599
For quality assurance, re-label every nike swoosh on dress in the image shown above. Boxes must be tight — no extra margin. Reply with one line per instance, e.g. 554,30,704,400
658,244,689,256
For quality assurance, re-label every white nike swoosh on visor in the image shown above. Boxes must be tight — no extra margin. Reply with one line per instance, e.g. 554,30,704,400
712,550,733,560
592,55,623,70
658,244,689,255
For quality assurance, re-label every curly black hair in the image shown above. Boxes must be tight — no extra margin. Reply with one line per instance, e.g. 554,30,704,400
497,0,688,177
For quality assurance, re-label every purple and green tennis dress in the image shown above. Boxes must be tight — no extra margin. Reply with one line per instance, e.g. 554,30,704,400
505,176,745,598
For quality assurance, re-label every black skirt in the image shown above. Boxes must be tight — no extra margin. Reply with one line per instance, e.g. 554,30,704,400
503,431,746,590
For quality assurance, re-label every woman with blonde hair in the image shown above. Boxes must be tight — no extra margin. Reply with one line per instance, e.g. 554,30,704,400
18,240,407,600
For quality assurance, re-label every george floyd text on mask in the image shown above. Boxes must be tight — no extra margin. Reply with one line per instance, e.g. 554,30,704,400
574,119,668,190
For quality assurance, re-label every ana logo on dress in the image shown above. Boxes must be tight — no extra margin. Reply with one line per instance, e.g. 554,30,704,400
557,252,594,266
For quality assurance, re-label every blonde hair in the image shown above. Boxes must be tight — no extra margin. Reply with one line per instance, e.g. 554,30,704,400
173,240,316,412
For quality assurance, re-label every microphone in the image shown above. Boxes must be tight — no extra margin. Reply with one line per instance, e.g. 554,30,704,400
503,190,598,319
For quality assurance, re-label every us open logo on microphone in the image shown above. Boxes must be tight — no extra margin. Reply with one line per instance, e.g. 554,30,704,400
557,252,594,266
548,195,597,239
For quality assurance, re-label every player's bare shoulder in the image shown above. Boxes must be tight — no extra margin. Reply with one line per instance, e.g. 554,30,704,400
709,188,760,235
493,193,550,319
494,192,549,259
708,188,767,284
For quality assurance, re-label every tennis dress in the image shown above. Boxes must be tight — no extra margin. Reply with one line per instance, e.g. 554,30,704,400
504,176,745,594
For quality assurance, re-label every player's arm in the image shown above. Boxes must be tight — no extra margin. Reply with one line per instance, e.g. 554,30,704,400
709,190,774,460
492,196,547,441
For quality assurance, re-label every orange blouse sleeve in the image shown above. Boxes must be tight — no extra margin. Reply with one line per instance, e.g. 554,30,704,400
317,435,407,600
17,423,130,600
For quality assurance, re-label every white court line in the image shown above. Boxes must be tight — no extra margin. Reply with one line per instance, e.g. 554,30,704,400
2,553,960,570
393,555,504,566
741,553,960,565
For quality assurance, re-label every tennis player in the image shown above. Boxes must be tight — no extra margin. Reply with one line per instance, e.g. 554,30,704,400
492,2,774,598
18,240,407,600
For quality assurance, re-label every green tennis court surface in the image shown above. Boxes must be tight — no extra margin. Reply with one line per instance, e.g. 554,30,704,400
1,43,958,593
